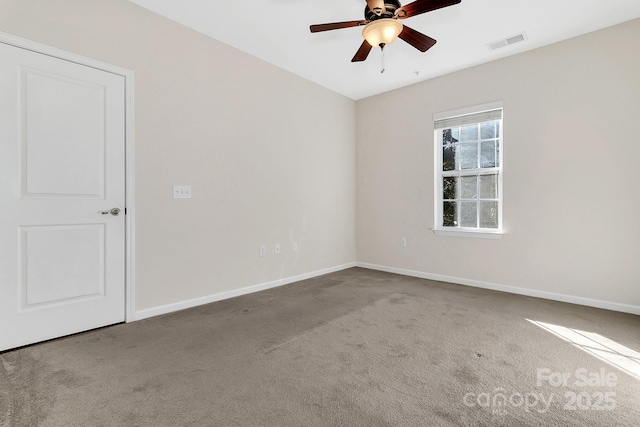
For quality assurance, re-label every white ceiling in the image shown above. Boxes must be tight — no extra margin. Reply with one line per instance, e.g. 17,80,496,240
129,0,640,100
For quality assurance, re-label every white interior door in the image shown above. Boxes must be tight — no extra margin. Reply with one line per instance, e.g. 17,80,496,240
0,42,126,352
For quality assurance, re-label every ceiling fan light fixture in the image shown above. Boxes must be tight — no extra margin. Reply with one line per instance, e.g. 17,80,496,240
362,18,403,47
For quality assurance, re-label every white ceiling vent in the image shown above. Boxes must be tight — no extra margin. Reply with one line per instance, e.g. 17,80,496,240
487,32,528,50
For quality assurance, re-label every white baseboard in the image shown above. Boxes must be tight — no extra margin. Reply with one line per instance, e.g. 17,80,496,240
134,261,640,320
356,262,640,316
133,262,357,321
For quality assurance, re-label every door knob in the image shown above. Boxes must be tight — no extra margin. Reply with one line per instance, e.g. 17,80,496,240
100,208,121,216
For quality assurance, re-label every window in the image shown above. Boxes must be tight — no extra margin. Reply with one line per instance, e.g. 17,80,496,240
433,102,503,238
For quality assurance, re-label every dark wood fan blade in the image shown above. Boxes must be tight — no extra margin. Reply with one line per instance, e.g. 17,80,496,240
397,0,461,19
310,20,367,33
398,25,437,52
351,40,373,62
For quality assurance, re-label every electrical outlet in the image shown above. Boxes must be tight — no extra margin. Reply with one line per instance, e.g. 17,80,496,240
292,241,298,252
400,237,407,247
173,185,192,199
275,244,281,254
259,245,266,257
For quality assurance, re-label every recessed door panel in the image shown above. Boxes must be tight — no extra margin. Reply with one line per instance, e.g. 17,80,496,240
20,224,105,308
22,69,106,198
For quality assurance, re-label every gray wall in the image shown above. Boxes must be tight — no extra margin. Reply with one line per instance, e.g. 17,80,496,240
356,19,640,309
0,0,357,313
1,0,638,315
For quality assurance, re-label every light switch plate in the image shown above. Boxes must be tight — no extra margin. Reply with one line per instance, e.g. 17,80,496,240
173,185,192,199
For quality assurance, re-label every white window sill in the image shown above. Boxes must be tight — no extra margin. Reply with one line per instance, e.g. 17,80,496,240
433,228,504,239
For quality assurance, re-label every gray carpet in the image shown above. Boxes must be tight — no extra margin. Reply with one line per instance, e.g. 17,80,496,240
1,267,639,426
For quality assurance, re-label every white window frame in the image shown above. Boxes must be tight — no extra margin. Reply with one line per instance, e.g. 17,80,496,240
433,101,504,239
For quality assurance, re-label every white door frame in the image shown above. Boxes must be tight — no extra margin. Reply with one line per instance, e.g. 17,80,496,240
0,31,136,323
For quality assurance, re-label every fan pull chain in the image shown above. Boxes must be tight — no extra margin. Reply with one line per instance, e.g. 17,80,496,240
380,43,386,74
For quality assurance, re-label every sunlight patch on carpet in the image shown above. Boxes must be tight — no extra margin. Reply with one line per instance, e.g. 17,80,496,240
527,319,640,381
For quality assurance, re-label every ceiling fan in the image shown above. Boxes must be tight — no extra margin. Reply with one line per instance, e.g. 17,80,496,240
310,0,461,63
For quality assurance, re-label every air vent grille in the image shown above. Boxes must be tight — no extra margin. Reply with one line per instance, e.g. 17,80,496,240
489,40,508,50
487,32,527,50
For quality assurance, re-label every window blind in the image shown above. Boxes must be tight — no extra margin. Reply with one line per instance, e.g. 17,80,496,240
434,108,503,129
